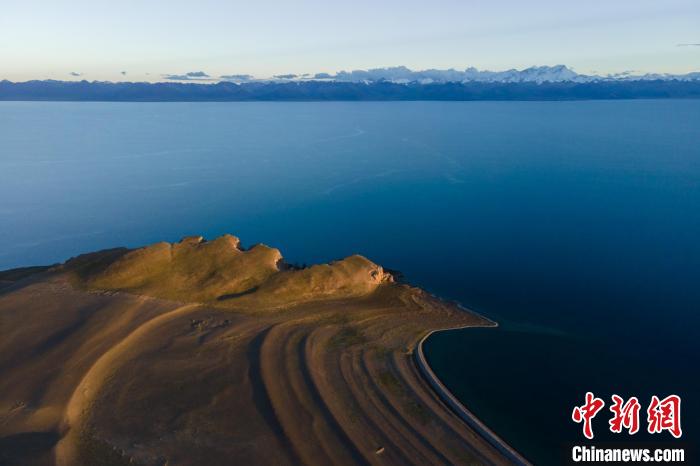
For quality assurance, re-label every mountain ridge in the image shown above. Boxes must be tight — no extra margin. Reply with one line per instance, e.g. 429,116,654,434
329,65,700,84
2,77,700,101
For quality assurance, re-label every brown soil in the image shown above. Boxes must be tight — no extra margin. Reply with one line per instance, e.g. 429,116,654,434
0,235,509,466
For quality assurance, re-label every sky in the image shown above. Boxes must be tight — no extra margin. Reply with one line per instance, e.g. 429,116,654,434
1,0,699,82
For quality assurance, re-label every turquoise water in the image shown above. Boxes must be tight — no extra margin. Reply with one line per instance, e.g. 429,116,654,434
1,101,698,463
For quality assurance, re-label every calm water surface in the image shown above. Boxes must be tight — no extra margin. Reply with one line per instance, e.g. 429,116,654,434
1,101,698,464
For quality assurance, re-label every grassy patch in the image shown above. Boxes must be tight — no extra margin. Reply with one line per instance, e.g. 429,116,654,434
327,326,366,349
0,265,53,281
446,442,481,465
404,399,432,425
379,371,432,425
317,313,348,325
378,371,405,397
76,431,139,466
370,344,393,360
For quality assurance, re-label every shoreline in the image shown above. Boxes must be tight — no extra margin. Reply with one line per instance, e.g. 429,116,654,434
414,320,532,466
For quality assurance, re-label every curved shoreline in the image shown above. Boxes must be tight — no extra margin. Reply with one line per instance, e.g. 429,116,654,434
2,246,534,465
414,323,532,466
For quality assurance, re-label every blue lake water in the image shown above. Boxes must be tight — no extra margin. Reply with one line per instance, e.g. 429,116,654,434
1,100,698,464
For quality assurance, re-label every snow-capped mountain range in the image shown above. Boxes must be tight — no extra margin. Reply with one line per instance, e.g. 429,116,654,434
301,65,700,84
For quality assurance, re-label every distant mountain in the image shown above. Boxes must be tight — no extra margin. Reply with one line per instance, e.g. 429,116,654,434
329,65,700,84
1,78,699,102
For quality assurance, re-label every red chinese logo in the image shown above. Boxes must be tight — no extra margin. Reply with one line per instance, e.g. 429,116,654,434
647,395,682,438
609,394,641,435
572,392,605,439
572,393,682,439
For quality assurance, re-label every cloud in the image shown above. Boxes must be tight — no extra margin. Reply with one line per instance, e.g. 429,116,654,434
163,74,191,81
69,72,82,77
313,72,333,79
163,71,212,81
677,43,700,47
273,74,297,79
219,74,253,82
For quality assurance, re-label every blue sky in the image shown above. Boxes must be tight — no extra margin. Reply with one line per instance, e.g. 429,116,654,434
1,0,698,82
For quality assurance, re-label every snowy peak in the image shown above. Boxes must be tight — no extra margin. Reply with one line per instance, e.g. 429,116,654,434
326,65,699,84
331,65,588,84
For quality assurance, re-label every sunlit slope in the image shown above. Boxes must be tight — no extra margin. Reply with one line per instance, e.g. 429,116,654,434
67,235,390,308
0,235,506,466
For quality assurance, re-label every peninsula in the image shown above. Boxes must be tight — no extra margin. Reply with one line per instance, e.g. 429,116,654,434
0,234,521,465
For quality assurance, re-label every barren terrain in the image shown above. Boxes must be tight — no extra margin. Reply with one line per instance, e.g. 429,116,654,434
0,235,510,465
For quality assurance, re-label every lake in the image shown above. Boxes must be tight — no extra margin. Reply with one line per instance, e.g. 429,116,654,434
1,100,698,464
